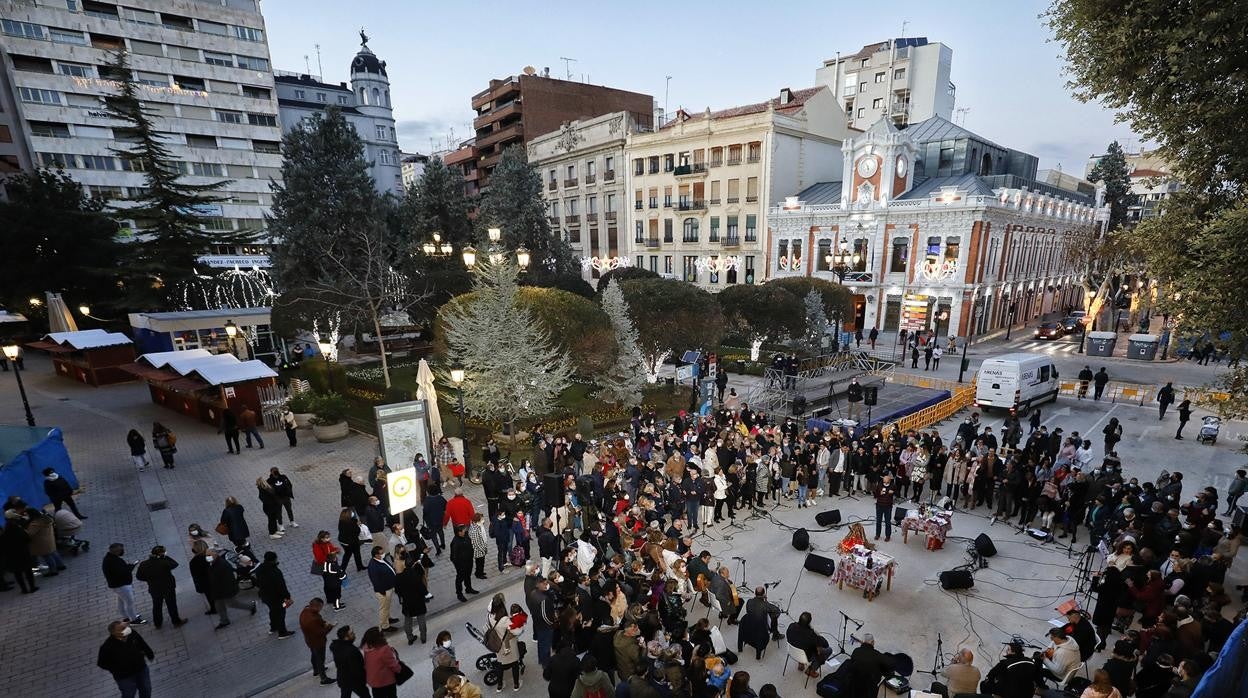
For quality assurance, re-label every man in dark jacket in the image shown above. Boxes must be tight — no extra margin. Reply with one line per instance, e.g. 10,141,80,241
528,575,557,667
135,546,185,629
209,553,256,629
846,379,864,423
103,543,146,625
1093,367,1110,400
421,486,447,554
42,467,85,518
329,626,368,697
393,562,428,645
96,620,155,697
450,525,477,602
1077,366,1094,399
366,545,398,633
1157,382,1176,419
298,598,335,685
254,551,293,638
845,633,897,697
983,640,1039,698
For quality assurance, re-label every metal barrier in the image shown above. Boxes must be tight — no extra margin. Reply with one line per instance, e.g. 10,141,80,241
1056,380,1156,405
874,380,977,436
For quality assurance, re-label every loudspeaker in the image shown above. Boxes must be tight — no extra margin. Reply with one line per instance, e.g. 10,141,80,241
804,552,836,576
542,473,565,509
974,533,997,558
863,386,879,406
815,510,842,526
893,506,908,525
792,527,810,551
792,395,807,415
939,569,975,590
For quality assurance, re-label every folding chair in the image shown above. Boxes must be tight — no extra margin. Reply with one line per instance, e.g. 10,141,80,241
782,642,813,688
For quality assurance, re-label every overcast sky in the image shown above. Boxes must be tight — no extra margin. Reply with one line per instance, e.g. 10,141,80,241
262,0,1141,174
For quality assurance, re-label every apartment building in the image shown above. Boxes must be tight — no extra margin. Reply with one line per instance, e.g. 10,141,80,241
0,0,280,265
814,37,954,130
0,54,32,178
624,86,848,289
273,33,403,197
528,111,641,283
1085,148,1180,225
768,116,1097,337
451,68,652,193
400,151,427,189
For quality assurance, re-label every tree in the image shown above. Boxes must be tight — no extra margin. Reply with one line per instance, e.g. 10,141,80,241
802,290,830,353
0,169,122,321
398,156,473,246
766,277,854,335
1086,141,1132,232
477,145,575,277
268,108,420,387
102,50,251,309
717,284,804,360
440,258,574,438
598,279,648,402
618,279,723,381
596,266,659,293
1064,223,1134,329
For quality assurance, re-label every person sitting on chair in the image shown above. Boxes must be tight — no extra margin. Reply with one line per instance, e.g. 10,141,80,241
784,611,832,677
845,633,896,696
936,648,981,696
983,640,1038,698
1035,626,1080,686
736,586,781,660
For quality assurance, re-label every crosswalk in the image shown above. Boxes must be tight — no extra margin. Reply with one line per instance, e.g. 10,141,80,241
1010,338,1086,356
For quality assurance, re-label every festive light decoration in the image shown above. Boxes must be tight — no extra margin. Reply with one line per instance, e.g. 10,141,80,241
581,256,633,273
180,265,276,310
695,256,740,274
646,349,671,384
920,258,958,281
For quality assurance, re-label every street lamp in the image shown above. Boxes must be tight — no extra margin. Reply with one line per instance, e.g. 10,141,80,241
516,246,531,270
449,364,472,481
462,245,478,269
3,343,35,426
421,232,453,257
1004,302,1018,341
78,304,90,317
223,319,239,357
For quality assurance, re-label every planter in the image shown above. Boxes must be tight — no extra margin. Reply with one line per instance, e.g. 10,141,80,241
293,413,315,429
312,420,350,443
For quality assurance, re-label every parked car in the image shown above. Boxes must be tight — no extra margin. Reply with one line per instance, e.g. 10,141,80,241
1060,316,1085,334
1034,322,1065,340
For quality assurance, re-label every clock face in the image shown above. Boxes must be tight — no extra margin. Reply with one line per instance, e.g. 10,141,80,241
896,156,908,178
857,156,878,178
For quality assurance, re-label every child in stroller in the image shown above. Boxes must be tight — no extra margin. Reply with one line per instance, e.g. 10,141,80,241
1198,416,1222,444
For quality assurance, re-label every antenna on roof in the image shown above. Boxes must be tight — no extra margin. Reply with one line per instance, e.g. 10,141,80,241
558,56,577,80
303,55,311,74
955,107,971,126
901,19,909,36
315,44,323,79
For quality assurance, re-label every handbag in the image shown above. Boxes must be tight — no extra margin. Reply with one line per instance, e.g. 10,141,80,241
310,561,322,576
395,659,414,685
215,522,229,536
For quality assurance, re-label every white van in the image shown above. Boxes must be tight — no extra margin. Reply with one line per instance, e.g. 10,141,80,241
974,353,1060,413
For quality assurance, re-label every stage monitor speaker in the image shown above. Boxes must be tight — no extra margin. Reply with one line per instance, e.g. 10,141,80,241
815,510,842,527
974,533,997,558
792,527,810,551
804,552,836,576
792,395,807,415
863,386,879,406
893,506,908,525
939,569,975,590
542,473,565,509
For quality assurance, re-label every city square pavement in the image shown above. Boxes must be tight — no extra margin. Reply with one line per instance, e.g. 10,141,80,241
2,343,1244,697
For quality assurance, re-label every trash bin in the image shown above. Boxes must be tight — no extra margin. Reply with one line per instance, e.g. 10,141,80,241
1086,331,1117,357
1127,333,1159,361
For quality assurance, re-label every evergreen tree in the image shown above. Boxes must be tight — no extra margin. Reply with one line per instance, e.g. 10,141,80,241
441,258,573,438
477,145,575,276
1087,141,1132,231
803,289,830,353
399,157,473,245
102,50,250,309
598,278,647,402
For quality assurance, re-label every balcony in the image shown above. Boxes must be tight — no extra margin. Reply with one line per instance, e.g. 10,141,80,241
746,195,758,203
673,163,707,179
645,238,661,248
472,100,520,130
471,78,519,111
649,200,658,209
548,180,557,191
727,197,740,204
663,199,673,208
604,170,615,181
475,122,523,150
605,211,617,221
709,160,723,168
565,214,580,225
564,178,578,188
648,166,660,174
747,155,760,164
709,198,721,206
677,199,707,211
727,157,742,166
722,236,741,247
635,201,644,210
547,216,560,225
585,174,596,184
586,212,598,222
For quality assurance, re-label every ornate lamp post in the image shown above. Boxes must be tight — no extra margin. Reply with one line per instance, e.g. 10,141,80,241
462,228,529,270
3,343,35,426
449,364,472,480
824,237,860,348
224,319,239,357
421,232,454,257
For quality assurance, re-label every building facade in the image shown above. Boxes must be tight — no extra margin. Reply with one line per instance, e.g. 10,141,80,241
623,86,849,289
768,117,1097,337
273,32,402,197
528,111,640,283
814,37,954,130
400,151,427,189
1085,148,1180,225
0,0,280,264
451,70,653,193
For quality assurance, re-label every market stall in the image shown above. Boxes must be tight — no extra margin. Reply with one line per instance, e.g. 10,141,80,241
121,349,278,427
128,307,278,365
24,329,136,386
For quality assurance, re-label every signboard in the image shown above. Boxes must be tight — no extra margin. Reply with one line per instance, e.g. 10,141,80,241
675,365,694,382
901,294,931,332
223,387,236,398
197,254,272,268
706,353,717,382
387,467,418,514
374,400,432,505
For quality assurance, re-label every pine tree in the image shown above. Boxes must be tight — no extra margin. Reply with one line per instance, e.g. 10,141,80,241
803,289,830,353
399,157,473,245
597,278,648,403
102,50,251,309
1087,141,1133,231
477,145,575,276
441,258,573,438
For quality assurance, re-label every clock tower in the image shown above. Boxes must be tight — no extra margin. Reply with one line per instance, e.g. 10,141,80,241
841,118,918,207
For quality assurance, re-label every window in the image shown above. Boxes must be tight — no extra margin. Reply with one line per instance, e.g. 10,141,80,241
66,0,79,9
57,62,92,77
566,164,576,180
605,193,615,212
568,226,580,244
709,216,720,242
746,177,758,202
664,154,674,172
204,52,233,67
233,25,264,42
241,85,270,100
710,147,723,166
549,200,560,218
567,198,579,216
248,113,277,127
605,156,614,173
337,95,349,105
378,150,389,165
38,152,72,168
727,215,739,239
747,142,761,162
648,188,658,209
727,179,740,203
2,20,45,39
650,256,658,272
745,256,755,284
50,28,88,45
745,215,757,241
944,236,961,263
708,257,721,284
136,71,168,87
938,147,955,171
317,93,327,102
634,158,644,175
860,58,869,67
29,121,71,138
728,145,742,164
186,134,217,149
19,87,61,105
875,72,886,83
817,239,833,271
893,68,906,80
550,169,558,186
80,154,115,170
859,82,868,93
893,238,913,274
635,221,644,243
872,98,883,109
198,20,228,36
235,55,269,71
294,89,306,100
634,189,643,209
587,196,598,214
710,180,721,204
376,125,388,140
190,162,225,176
586,160,596,177
122,7,158,24
682,218,699,242
664,256,673,275
130,40,163,57
663,186,672,208
216,110,243,124
648,156,660,174
683,256,698,282
857,108,865,118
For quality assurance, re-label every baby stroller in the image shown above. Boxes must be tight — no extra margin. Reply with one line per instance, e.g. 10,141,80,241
464,622,526,687
222,547,257,591
1197,416,1221,445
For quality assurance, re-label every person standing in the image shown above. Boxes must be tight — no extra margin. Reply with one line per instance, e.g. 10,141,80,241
257,478,285,540
468,513,489,580
1,506,37,593
280,406,298,447
96,620,155,698
239,406,265,449
873,475,897,542
135,546,186,629
1158,382,1176,419
254,551,294,638
209,552,257,629
299,598,336,686
1225,469,1247,516
330,625,370,698
367,546,399,634
188,541,215,616
1077,366,1093,400
422,485,447,555
267,467,299,530
394,558,429,646
450,525,478,602
846,379,864,423
338,509,367,572
923,343,934,371
103,543,146,625
219,496,252,552
361,626,402,698
869,326,879,350
151,423,177,469
1175,399,1193,439
487,601,523,691
1102,417,1124,454
221,409,241,455
527,575,557,667
1093,367,1110,401
716,368,729,404
42,467,86,519
126,429,150,472
932,344,943,370
489,511,513,574
911,342,920,369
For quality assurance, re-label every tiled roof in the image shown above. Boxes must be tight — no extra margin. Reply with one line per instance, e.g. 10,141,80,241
663,87,825,128
796,181,844,205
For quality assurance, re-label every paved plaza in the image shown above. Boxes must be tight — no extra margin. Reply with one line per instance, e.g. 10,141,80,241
1,342,1244,696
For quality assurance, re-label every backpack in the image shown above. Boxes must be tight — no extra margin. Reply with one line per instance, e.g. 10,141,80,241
509,545,526,567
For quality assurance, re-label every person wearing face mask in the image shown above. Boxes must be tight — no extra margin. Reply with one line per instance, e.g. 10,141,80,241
525,474,543,530
96,620,155,697
135,546,187,629
430,630,460,686
188,540,216,616
42,467,86,519
330,625,370,698
490,509,514,574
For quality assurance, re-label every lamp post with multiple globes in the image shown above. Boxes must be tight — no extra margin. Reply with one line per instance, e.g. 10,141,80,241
449,364,472,480
462,227,530,271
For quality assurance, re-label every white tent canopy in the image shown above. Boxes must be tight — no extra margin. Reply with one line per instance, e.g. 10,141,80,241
43,328,133,350
136,349,276,386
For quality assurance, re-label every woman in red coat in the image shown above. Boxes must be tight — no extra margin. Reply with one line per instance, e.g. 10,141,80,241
1127,569,1166,626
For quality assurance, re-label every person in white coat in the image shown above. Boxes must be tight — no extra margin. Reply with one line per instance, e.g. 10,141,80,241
712,467,729,523
487,604,522,690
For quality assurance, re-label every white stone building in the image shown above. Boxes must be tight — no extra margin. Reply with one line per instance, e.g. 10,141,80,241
0,0,280,264
623,86,849,288
400,152,427,189
815,37,954,130
1085,148,1180,225
767,117,1097,339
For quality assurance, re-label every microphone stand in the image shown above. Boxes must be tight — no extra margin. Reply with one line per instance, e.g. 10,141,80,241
918,631,945,677
832,610,863,660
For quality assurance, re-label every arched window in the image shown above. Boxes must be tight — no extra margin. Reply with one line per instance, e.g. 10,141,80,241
358,88,365,104
372,88,380,105
682,218,699,242
384,90,390,107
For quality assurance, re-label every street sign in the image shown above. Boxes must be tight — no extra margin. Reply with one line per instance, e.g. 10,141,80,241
676,365,694,381
387,467,418,514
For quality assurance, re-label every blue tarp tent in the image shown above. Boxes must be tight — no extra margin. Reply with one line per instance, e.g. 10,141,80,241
1194,616,1246,697
0,425,76,525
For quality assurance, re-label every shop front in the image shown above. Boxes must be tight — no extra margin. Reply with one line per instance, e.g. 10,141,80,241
121,349,278,427
128,307,278,366
24,329,136,386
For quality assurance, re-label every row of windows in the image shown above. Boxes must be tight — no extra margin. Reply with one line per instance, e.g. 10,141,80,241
36,151,253,178
291,88,351,106
12,56,276,103
27,120,278,154
631,255,757,285
548,193,618,218
633,216,758,243
83,183,268,207
841,68,907,96
632,143,762,175
547,156,616,187
213,110,277,127
634,178,758,208
1,20,269,67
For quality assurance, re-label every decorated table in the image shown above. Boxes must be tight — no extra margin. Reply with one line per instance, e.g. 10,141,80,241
901,508,953,549
832,544,896,601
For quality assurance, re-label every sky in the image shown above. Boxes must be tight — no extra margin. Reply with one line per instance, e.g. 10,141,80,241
261,0,1141,175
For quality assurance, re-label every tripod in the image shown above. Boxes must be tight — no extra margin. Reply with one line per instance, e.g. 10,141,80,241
827,379,843,419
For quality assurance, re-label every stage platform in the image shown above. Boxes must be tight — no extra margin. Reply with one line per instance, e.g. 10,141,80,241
806,380,950,434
